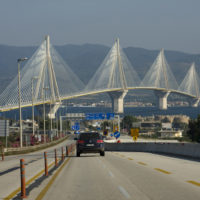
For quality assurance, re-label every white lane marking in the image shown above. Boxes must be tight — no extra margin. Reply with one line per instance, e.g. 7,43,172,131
108,171,114,178
118,186,131,199
97,157,106,169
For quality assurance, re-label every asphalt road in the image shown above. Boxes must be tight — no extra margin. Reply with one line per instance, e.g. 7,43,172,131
40,151,200,200
0,135,74,199
1,135,200,200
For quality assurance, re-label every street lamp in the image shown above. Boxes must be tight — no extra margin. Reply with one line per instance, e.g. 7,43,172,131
50,103,53,131
117,115,120,133
31,76,38,136
43,87,49,143
18,57,28,148
60,115,66,133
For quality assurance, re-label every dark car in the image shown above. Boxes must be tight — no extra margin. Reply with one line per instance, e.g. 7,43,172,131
75,132,105,157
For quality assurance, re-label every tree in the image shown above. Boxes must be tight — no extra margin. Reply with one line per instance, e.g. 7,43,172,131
122,115,139,130
101,121,112,130
61,120,71,130
187,115,200,143
173,117,188,130
161,117,171,123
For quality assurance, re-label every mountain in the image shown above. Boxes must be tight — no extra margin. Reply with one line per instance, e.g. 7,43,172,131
0,43,200,94
56,44,109,85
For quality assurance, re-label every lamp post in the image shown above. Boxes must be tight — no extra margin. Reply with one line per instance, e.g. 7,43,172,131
17,57,28,148
117,115,120,133
59,115,66,133
50,103,52,131
31,76,38,136
43,87,49,143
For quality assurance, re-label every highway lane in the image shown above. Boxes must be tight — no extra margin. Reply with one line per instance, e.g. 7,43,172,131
40,151,200,200
0,135,75,199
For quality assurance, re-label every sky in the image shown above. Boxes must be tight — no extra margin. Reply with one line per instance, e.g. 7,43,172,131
0,0,200,53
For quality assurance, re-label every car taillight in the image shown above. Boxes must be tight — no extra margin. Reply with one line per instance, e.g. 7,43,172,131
78,140,84,144
97,140,104,143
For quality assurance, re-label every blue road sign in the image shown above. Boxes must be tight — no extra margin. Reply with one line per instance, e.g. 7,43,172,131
72,126,79,131
85,113,93,120
74,131,80,134
114,131,120,139
85,113,114,120
106,113,115,120
72,122,80,131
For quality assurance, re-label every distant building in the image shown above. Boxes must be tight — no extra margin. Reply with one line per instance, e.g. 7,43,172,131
22,119,39,134
133,121,161,130
9,119,38,135
159,129,183,138
132,115,186,137
162,123,172,130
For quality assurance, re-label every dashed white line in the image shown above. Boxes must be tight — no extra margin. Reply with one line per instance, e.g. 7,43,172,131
108,171,114,178
97,158,106,169
118,186,131,199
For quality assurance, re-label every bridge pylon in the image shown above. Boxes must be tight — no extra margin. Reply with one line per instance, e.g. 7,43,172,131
35,35,61,119
107,38,129,113
142,49,178,110
154,90,170,110
179,63,200,107
188,98,200,107
108,90,128,113
85,38,140,113
0,35,84,114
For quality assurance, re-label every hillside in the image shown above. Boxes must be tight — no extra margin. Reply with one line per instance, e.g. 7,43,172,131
0,43,200,94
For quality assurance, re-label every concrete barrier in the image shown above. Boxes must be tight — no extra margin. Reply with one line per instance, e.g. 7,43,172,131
105,142,200,159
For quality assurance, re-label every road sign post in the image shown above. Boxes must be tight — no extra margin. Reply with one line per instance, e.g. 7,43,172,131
66,146,68,157
55,149,58,167
1,147,4,161
20,159,27,198
72,122,80,131
103,130,108,136
133,136,138,141
44,152,48,176
114,131,120,139
85,113,115,120
113,125,119,132
131,128,139,142
61,147,64,161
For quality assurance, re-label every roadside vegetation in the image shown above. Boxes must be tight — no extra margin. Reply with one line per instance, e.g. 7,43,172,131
186,115,200,143
0,117,71,150
1,136,69,156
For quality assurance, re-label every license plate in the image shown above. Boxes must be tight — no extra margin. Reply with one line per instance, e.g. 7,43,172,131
86,144,94,146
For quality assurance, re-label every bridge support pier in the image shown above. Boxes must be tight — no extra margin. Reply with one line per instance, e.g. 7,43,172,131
189,98,200,107
48,102,61,119
36,102,61,119
108,90,128,113
154,90,170,110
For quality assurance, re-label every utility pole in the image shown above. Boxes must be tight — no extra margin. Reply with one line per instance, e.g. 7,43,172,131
17,57,28,148
31,77,38,136
43,87,49,143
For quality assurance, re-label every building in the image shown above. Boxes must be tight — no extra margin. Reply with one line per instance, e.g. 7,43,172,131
159,129,183,138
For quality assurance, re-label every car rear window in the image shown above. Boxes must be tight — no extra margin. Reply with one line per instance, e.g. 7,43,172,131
79,132,101,140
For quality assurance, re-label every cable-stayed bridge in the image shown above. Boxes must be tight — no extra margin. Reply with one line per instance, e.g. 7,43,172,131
0,36,199,116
